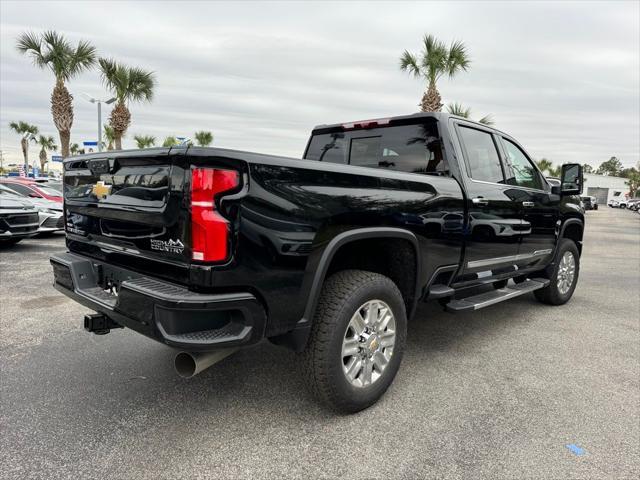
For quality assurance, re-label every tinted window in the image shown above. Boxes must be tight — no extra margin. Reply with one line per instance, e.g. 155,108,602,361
305,123,448,175
305,133,347,164
2,183,35,196
503,138,542,189
458,126,504,183
350,136,381,168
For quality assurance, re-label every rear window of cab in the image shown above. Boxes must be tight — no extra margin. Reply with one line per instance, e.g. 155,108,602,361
305,123,449,175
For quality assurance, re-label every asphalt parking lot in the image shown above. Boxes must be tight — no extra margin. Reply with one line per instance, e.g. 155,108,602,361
1,208,638,479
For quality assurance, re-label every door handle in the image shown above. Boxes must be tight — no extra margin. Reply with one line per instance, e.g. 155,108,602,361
522,201,535,207
472,197,489,206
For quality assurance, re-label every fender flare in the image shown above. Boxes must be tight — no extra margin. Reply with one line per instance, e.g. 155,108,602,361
558,218,584,253
274,227,422,352
302,227,422,322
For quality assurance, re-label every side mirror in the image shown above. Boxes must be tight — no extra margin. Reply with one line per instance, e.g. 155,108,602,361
560,163,583,195
28,193,40,198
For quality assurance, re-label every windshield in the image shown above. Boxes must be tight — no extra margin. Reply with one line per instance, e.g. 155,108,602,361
0,185,22,196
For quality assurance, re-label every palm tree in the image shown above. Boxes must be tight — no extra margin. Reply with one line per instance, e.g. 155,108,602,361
446,103,494,125
103,125,116,150
535,158,554,175
36,135,57,172
162,136,179,147
9,121,39,169
98,58,156,150
194,131,213,147
16,31,96,158
134,135,156,149
70,143,80,156
400,34,470,112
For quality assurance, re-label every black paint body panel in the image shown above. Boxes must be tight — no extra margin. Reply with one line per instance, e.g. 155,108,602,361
57,113,583,349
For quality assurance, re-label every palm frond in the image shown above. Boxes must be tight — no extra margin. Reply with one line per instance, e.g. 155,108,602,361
9,121,38,136
103,124,116,141
126,67,155,102
446,40,471,78
37,135,57,151
478,114,494,126
399,50,422,78
41,30,74,80
162,136,178,148
421,34,448,82
194,131,213,147
134,134,156,148
535,158,554,173
446,102,471,118
17,30,95,82
67,40,97,79
99,58,155,104
16,31,48,70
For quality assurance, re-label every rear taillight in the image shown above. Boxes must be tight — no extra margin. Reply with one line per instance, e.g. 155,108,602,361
191,168,239,262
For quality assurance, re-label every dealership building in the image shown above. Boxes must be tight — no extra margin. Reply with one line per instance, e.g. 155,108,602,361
583,173,630,204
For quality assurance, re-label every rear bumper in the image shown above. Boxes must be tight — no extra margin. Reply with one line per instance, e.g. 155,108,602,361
50,252,267,351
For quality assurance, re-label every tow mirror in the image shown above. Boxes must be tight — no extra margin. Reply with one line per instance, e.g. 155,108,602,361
560,163,583,195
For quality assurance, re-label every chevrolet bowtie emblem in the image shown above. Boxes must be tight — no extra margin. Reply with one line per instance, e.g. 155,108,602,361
92,181,112,199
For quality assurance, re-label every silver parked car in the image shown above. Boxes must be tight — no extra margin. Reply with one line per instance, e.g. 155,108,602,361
0,184,64,233
0,189,39,245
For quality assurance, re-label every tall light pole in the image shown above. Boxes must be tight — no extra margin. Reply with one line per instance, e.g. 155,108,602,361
82,93,116,152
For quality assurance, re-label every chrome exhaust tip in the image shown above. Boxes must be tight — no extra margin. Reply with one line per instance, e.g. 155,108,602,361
174,348,238,378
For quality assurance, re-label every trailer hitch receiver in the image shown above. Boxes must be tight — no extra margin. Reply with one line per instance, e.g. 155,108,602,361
84,313,123,335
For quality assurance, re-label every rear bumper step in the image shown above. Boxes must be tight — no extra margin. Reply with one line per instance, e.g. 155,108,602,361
50,252,266,350
445,278,550,312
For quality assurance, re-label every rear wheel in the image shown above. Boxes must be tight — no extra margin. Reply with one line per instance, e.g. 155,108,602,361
534,239,580,305
302,269,407,413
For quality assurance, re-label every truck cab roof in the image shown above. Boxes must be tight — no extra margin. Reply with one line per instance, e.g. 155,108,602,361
311,112,507,136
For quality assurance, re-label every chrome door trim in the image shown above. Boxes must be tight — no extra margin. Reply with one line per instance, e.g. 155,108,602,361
467,249,553,268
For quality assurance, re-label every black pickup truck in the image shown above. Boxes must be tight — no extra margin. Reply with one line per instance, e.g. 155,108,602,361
51,112,584,412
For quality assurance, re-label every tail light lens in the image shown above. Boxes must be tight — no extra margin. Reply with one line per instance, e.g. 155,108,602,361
191,168,239,262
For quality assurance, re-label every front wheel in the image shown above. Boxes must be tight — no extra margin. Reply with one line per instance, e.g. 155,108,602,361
302,269,407,413
534,239,580,305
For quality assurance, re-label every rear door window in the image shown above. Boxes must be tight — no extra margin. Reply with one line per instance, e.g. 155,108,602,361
458,126,505,184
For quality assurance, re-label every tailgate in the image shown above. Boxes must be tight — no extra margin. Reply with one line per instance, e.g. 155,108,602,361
63,149,243,285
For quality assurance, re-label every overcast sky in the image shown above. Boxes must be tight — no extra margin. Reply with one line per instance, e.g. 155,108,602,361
1,1,638,169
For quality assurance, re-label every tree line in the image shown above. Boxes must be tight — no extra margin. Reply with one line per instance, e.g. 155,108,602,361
535,157,640,196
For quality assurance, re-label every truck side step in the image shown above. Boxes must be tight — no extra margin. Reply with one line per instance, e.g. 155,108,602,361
427,284,455,299
445,278,550,312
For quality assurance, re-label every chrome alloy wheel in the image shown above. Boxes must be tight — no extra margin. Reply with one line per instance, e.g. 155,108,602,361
341,299,396,388
557,251,576,295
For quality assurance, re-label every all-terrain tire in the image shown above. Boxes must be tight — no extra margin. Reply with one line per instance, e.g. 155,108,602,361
302,269,407,413
534,239,580,305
